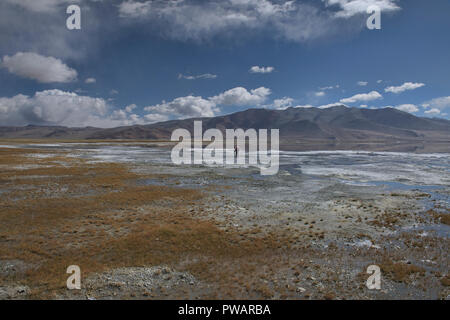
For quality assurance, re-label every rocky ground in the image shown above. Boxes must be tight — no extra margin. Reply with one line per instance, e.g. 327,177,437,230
0,142,448,300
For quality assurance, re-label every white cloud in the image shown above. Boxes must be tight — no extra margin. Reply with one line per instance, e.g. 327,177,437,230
143,86,271,122
3,0,78,13
318,102,347,109
340,91,382,103
110,109,128,121
0,0,403,68
85,78,96,84
422,96,450,111
0,89,152,128
110,107,144,126
125,104,137,113
250,66,275,74
377,80,383,83
1,52,77,83
319,85,339,91
211,87,271,106
178,73,217,80
385,82,425,94
315,91,326,97
273,97,294,110
0,0,403,69
118,0,152,18
117,0,357,43
0,84,272,128
144,96,218,119
144,113,170,124
424,108,441,115
292,102,347,109
324,0,401,18
0,90,108,127
293,104,314,109
395,104,419,113
357,81,368,86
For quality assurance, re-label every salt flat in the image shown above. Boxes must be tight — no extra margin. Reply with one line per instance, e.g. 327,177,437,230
0,142,448,299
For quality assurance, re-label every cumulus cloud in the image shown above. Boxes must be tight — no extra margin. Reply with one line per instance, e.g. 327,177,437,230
424,108,441,116
178,73,217,80
291,102,347,109
249,66,275,74
422,96,450,111
272,97,294,110
144,96,218,119
110,106,144,126
318,102,347,109
357,81,368,86
340,91,382,103
211,87,271,106
1,52,78,83
0,90,150,128
111,103,140,121
125,104,137,113
85,78,96,84
143,113,168,123
0,90,107,127
385,82,425,94
143,86,271,121
395,104,419,113
110,109,129,121
315,91,326,97
324,0,401,18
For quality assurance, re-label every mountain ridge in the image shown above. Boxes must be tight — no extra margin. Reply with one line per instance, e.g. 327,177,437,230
1,106,449,152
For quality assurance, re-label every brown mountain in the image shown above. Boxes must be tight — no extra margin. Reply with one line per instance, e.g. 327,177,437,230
1,106,449,152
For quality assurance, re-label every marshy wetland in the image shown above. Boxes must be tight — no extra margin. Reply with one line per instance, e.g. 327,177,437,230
0,141,448,300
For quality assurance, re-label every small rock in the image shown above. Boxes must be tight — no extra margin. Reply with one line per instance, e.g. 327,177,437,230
296,287,306,293
161,268,170,274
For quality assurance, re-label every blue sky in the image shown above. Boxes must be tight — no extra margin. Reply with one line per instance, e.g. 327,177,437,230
0,0,449,127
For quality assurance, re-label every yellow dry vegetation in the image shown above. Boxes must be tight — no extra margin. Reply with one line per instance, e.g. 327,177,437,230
0,147,295,299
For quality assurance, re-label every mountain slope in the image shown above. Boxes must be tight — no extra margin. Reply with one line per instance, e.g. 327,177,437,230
0,106,449,151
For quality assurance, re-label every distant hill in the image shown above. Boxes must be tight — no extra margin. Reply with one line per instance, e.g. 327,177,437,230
1,106,449,152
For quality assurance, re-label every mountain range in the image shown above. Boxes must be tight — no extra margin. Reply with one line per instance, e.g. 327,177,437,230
1,106,449,152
